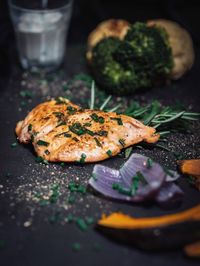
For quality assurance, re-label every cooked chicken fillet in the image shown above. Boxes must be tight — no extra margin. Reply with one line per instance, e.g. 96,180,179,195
16,98,159,163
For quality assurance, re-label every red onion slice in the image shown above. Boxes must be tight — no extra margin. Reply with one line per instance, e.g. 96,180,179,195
155,182,184,207
89,153,184,205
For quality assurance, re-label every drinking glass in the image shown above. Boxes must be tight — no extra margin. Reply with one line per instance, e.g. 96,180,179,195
9,0,73,72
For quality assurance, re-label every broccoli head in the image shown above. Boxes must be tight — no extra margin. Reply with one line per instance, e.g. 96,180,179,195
90,22,174,95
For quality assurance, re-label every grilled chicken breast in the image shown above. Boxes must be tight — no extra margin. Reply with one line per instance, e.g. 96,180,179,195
16,97,159,163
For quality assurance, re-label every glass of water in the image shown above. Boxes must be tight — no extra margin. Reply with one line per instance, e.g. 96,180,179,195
9,0,73,72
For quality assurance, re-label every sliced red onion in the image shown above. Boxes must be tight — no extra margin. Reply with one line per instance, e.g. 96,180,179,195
119,154,166,201
155,182,184,206
89,165,130,200
89,153,184,205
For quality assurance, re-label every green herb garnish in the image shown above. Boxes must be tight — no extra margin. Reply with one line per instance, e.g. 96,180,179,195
110,117,123,125
56,121,66,127
90,113,105,124
106,150,112,157
146,158,153,169
94,137,102,147
28,124,32,132
55,132,71,138
35,156,49,164
80,153,87,163
67,105,77,115
53,112,64,119
96,130,108,137
11,142,17,148
37,140,49,147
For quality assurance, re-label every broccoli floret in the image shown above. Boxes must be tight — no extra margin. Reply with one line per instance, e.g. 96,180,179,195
92,37,141,94
90,22,174,95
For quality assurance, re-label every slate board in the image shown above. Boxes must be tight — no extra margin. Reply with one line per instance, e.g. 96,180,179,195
0,44,200,266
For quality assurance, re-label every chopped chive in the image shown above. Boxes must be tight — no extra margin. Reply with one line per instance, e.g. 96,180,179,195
85,217,94,225
67,105,77,115
60,162,65,167
56,121,66,127
96,130,108,137
20,90,33,98
55,132,71,138
92,173,97,181
119,139,125,147
11,142,17,148
36,140,49,147
76,218,88,231
55,97,67,105
94,137,102,147
90,113,105,124
84,122,92,127
85,128,95,136
110,117,123,125
146,158,153,169
35,156,49,165
79,153,86,163
72,242,81,252
106,150,112,157
52,112,64,119
125,147,132,158
28,124,32,132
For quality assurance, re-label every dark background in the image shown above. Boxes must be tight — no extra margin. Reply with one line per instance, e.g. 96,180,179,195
0,1,200,266
1,0,200,89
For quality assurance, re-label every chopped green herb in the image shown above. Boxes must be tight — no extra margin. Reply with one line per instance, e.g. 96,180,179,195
11,142,17,148
92,173,97,181
72,242,81,252
53,112,64,119
69,123,85,135
79,153,87,163
146,158,153,169
55,132,71,138
67,105,77,115
44,149,50,155
85,128,95,136
96,130,108,137
49,184,60,203
35,156,49,165
28,124,32,132
56,121,66,127
84,122,92,127
55,97,67,105
94,137,102,147
60,162,65,167
65,214,74,223
119,139,125,147
90,113,105,124
106,150,112,157
77,185,87,194
125,147,132,158
37,140,49,147
85,217,94,225
76,218,88,231
20,90,33,98
110,117,123,125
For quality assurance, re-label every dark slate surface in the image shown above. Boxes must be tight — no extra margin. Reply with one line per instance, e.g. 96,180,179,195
0,42,200,266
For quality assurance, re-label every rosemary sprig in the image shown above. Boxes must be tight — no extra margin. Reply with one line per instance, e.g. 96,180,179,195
125,100,200,131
